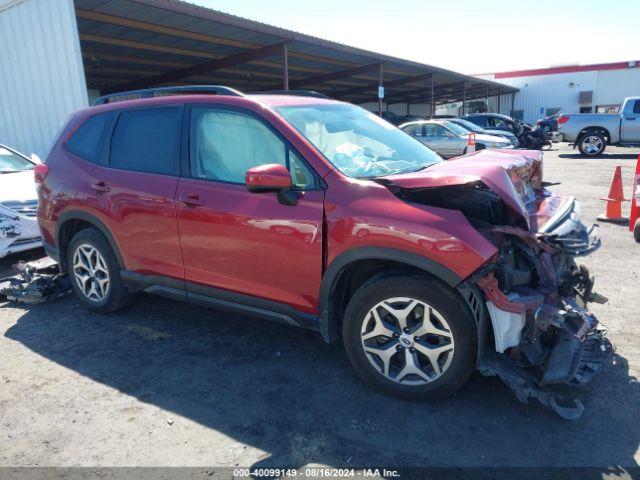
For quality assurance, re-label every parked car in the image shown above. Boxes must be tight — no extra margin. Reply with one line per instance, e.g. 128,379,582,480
558,97,640,156
536,115,559,132
379,110,405,125
399,119,513,157
447,117,519,147
464,113,520,135
36,86,611,417
0,144,42,259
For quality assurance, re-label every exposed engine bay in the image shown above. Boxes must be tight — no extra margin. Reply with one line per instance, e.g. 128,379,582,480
383,150,613,419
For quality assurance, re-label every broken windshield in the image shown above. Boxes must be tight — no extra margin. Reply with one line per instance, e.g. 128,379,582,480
275,103,442,178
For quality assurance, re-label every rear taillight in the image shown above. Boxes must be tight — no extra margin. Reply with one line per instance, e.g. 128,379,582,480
558,115,569,124
34,163,49,184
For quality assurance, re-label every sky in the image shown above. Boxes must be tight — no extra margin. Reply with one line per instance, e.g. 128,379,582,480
188,0,638,75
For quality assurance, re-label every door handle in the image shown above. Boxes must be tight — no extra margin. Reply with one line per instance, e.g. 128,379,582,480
178,193,205,207
626,117,636,121
91,181,110,193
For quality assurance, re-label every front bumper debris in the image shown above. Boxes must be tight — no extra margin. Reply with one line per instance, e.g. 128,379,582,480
0,257,70,304
469,196,613,419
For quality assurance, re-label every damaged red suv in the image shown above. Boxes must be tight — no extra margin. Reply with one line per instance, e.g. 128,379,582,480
37,86,612,419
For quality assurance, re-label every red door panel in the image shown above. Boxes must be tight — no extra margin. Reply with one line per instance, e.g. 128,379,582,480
87,166,183,280
176,178,324,314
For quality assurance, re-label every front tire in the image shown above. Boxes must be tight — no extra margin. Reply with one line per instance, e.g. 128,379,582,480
67,228,134,313
342,273,477,400
578,132,606,156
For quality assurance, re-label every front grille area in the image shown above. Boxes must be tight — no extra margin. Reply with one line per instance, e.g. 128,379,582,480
1,200,38,217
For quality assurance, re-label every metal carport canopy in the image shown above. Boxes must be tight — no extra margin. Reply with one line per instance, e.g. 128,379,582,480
74,0,517,107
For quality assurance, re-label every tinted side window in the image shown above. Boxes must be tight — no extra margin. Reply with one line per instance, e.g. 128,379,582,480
468,116,487,127
493,116,510,127
190,107,316,188
66,112,116,165
403,124,423,137
110,107,181,175
424,124,447,137
633,100,640,114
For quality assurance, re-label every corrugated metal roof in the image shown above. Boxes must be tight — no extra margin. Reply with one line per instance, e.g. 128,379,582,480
74,0,516,103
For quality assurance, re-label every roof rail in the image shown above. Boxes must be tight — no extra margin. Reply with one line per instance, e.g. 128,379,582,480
92,85,244,106
250,90,332,99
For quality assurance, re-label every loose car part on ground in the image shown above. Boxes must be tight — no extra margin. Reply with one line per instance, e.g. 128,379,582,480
0,257,70,304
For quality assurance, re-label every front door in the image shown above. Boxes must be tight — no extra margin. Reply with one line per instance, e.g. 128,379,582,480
176,106,324,314
424,123,462,157
622,99,640,142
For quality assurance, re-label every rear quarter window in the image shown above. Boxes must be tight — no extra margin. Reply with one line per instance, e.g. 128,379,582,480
65,112,116,165
110,107,181,175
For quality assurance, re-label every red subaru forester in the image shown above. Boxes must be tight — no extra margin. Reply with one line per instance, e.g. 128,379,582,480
37,86,611,418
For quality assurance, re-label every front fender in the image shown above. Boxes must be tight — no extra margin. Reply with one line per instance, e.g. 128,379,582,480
317,247,463,342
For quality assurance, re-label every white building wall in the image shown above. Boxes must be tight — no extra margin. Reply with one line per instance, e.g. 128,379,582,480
595,69,640,106
0,0,88,157
478,66,640,124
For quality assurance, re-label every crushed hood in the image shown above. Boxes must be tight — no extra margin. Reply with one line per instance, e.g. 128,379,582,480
380,149,545,228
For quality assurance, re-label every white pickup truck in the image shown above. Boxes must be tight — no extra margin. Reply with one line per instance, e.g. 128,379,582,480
558,97,640,156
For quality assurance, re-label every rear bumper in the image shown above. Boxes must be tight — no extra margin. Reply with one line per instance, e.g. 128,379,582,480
43,242,60,262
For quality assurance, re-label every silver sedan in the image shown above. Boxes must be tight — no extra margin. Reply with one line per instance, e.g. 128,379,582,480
400,119,514,158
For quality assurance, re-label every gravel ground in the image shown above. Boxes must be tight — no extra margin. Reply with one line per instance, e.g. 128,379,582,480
1,143,639,471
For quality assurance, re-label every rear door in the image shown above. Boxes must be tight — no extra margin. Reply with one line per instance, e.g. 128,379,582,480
175,105,324,314
86,105,184,281
621,99,640,142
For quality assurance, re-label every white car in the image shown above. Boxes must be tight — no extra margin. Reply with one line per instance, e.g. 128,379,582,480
0,144,42,259
400,119,514,158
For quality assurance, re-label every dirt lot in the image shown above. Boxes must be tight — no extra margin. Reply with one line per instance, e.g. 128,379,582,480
1,143,639,471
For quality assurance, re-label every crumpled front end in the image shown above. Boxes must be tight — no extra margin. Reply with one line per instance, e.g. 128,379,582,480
380,150,613,419
467,195,613,419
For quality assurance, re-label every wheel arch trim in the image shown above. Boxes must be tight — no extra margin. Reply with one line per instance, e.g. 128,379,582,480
578,127,610,143
56,211,125,270
318,247,462,342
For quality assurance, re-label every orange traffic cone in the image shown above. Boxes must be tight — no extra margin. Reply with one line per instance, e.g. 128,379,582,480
597,166,628,224
630,155,640,241
467,132,476,154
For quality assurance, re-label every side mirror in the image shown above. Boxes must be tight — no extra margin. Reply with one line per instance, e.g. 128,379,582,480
30,153,42,164
246,164,291,192
246,164,298,206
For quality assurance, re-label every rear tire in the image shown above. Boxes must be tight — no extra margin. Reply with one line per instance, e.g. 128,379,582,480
634,219,640,243
342,273,477,400
578,132,606,156
67,228,134,313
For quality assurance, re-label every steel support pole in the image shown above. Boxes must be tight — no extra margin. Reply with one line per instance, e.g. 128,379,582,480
282,44,289,90
485,87,489,112
511,92,515,116
498,88,502,114
430,75,435,118
462,82,467,115
378,64,383,116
